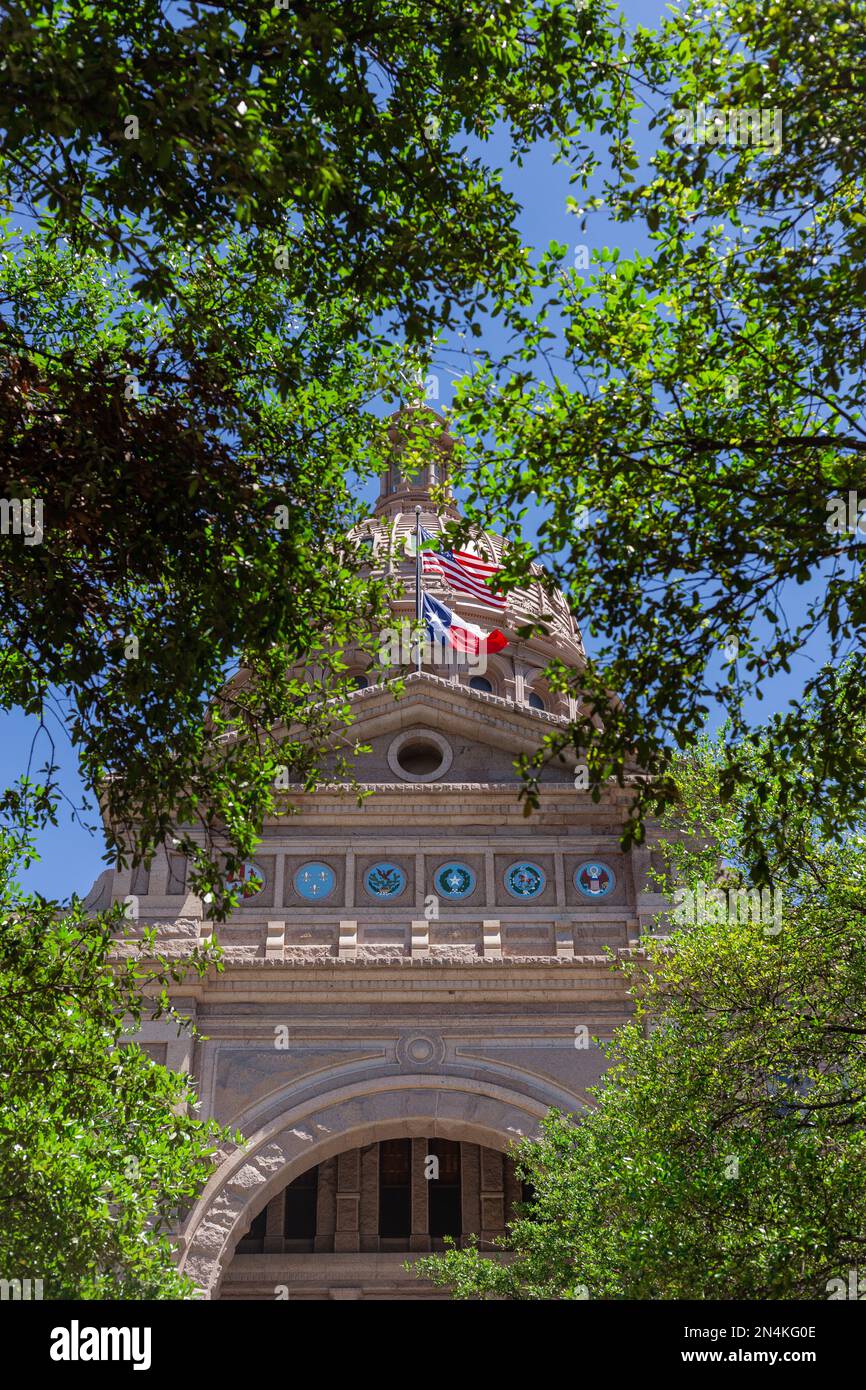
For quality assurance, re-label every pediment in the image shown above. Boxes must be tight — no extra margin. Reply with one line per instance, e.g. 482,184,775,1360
296,671,577,786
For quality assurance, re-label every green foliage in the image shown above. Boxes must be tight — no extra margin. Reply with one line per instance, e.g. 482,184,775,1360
445,0,866,867
0,0,635,906
416,720,866,1299
0,231,397,909
0,826,231,1298
0,0,631,329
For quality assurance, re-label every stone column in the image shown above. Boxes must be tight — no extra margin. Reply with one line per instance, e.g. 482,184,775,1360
460,1142,481,1242
345,849,355,909
148,847,169,896
273,854,285,909
314,1156,337,1253
334,1149,361,1253
415,851,425,912
502,649,518,703
479,1147,505,1249
554,853,566,908
504,1155,522,1229
359,1143,379,1253
409,1138,430,1251
484,850,495,907
263,1188,285,1254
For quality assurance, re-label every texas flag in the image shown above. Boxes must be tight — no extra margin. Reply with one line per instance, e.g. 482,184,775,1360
422,592,508,656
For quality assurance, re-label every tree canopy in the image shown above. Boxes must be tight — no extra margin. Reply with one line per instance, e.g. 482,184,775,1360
0,821,228,1298
416,706,866,1299
0,0,638,900
443,0,866,871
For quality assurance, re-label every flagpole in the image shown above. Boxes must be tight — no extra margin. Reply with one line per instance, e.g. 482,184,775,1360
414,504,422,674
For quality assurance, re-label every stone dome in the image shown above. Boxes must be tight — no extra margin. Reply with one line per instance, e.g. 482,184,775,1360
349,407,584,672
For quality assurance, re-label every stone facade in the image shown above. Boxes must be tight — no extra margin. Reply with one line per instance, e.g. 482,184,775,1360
89,412,668,1299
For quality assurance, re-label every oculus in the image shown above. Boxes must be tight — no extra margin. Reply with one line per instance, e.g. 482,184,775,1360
434,862,476,899
574,861,615,898
294,862,336,901
387,728,453,782
505,861,546,898
364,861,407,898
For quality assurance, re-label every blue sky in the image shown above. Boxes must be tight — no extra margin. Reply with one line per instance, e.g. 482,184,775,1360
0,1,832,899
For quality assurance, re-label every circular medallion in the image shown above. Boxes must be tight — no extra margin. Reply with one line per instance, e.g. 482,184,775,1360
505,861,546,899
364,861,407,899
225,859,265,899
574,861,616,898
434,862,476,900
396,1032,446,1068
294,861,336,901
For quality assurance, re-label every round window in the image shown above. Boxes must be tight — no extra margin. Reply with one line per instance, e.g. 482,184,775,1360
505,861,546,899
434,862,477,900
574,861,616,899
364,862,407,899
469,676,493,694
294,862,336,901
527,690,545,711
387,729,453,782
396,740,443,776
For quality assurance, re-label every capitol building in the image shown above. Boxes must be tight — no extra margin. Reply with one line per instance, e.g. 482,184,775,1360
87,409,667,1299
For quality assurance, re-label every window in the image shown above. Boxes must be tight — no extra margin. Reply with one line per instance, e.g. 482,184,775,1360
379,1139,412,1239
428,1139,461,1240
387,729,453,782
469,675,493,694
167,853,186,894
395,739,443,776
284,1166,319,1242
527,689,545,711
236,1204,268,1253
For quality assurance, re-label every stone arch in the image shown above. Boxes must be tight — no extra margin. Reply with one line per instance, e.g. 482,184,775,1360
178,1072,580,1299
463,651,509,699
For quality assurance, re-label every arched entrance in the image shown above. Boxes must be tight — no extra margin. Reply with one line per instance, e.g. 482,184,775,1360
177,1073,576,1298
222,1134,525,1300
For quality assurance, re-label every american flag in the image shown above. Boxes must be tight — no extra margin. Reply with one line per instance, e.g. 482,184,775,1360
416,525,507,611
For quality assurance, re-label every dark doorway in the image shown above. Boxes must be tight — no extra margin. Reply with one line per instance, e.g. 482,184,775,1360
379,1138,412,1238
428,1138,462,1240
284,1165,319,1245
